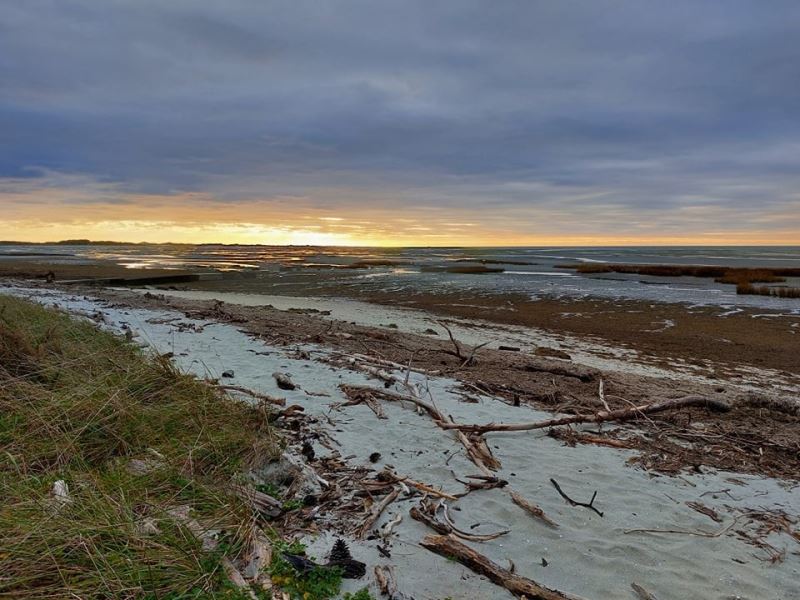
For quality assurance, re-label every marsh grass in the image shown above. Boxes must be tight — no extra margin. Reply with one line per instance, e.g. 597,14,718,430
0,295,278,598
559,263,800,287
736,283,800,298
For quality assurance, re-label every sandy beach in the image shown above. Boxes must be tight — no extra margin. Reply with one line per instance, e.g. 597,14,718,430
3,278,798,599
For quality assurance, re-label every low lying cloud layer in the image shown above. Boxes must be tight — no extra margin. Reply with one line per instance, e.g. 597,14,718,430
2,1,799,244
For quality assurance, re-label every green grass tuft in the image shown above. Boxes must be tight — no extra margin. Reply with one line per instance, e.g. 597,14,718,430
0,294,279,598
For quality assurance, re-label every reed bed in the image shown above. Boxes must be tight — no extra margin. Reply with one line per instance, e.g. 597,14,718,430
736,283,800,298
558,263,800,287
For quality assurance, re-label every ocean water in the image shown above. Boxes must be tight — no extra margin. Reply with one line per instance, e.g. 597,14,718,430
2,244,800,310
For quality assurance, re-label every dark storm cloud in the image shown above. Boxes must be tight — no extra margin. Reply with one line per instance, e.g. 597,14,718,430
2,0,800,223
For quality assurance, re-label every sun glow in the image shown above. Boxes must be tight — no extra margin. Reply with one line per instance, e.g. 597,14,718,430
2,177,799,246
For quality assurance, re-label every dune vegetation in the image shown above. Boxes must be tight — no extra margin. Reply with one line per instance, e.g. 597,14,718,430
0,294,279,598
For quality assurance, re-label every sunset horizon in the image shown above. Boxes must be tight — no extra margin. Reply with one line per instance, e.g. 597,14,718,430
3,3,800,247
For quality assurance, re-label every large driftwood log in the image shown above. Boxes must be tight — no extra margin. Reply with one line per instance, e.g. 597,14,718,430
438,395,731,434
419,535,580,600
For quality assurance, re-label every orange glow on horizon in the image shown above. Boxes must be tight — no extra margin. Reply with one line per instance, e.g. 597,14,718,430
2,179,798,247
1,218,798,247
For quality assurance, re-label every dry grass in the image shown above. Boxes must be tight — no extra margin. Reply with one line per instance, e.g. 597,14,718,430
0,295,278,598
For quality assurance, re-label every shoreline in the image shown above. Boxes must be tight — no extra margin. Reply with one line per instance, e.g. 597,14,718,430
3,256,797,375
3,283,799,599
16,280,799,479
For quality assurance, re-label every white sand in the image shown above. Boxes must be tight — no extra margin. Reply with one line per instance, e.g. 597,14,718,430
5,285,799,600
134,288,800,395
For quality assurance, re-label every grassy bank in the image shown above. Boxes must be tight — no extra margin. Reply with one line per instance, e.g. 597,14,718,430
0,294,278,598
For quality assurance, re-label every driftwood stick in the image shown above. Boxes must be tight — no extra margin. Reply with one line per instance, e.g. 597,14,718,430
624,516,742,538
347,352,441,376
398,476,458,500
374,565,410,598
631,582,659,600
438,321,464,361
346,358,398,384
221,558,259,600
232,485,282,518
409,505,452,535
550,478,603,517
438,501,509,541
216,384,286,406
357,487,400,539
438,395,731,434
510,490,558,528
419,534,579,600
459,340,490,368
598,378,610,411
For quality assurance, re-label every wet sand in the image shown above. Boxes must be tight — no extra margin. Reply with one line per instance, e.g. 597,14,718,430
360,290,800,376
0,260,198,281
3,260,799,378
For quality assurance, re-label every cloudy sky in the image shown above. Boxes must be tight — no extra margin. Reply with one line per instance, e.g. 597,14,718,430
2,1,799,245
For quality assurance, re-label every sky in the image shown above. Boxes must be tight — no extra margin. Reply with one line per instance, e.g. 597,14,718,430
1,1,799,246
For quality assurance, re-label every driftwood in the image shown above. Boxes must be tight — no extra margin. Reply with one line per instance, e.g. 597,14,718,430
685,501,722,523
217,384,286,406
551,478,603,517
222,559,259,600
410,502,509,542
346,358,398,384
438,321,488,367
347,352,441,376
374,565,411,599
357,487,400,539
510,490,558,528
419,535,579,600
342,383,499,474
631,582,659,600
410,505,451,535
438,500,509,541
438,395,731,434
548,428,637,449
241,527,273,581
454,473,508,494
624,515,742,538
379,513,403,541
392,475,458,500
168,505,259,598
233,485,283,518
338,385,387,419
